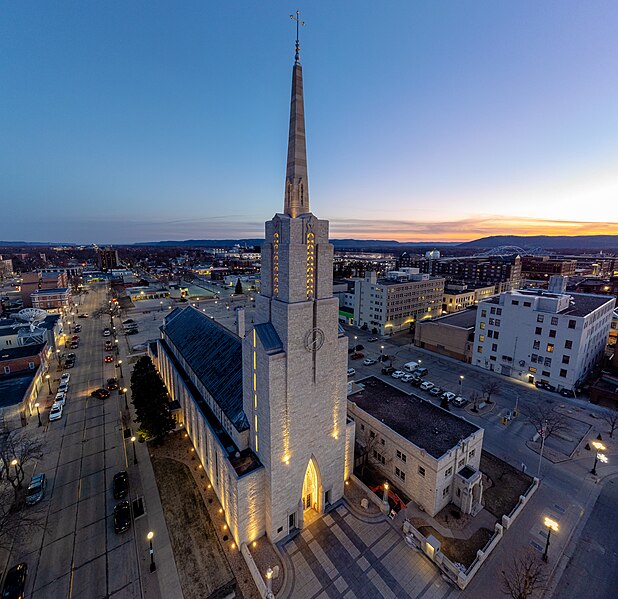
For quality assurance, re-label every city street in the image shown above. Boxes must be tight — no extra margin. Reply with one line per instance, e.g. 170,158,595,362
3,284,181,599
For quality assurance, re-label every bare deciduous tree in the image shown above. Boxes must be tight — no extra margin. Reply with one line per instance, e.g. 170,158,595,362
599,408,618,439
470,390,482,412
0,430,44,499
501,549,546,599
0,483,44,551
483,380,501,403
525,404,570,441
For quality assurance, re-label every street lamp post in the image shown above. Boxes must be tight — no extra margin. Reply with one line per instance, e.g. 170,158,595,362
56,349,61,364
459,375,464,396
354,335,358,352
123,387,128,410
130,436,138,464
117,360,123,378
542,517,559,562
11,459,21,487
591,440,607,475
45,374,52,394
35,402,42,427
147,531,157,572
380,345,384,362
115,338,119,355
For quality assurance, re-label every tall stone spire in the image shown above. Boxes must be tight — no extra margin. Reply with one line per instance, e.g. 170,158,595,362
284,14,309,218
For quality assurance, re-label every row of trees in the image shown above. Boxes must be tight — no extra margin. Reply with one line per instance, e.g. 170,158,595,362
131,357,176,442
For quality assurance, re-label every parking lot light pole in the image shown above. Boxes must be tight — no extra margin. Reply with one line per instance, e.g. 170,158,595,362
117,360,123,378
45,374,52,394
591,440,607,475
123,387,128,410
115,338,119,355
147,531,156,572
35,402,42,427
131,436,138,464
459,375,464,396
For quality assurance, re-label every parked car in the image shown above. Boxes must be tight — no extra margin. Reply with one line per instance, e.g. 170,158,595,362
410,376,423,387
429,386,442,396
391,370,405,379
1,563,27,599
54,392,66,406
64,360,75,369
441,391,456,402
347,368,355,377
113,471,129,499
367,337,378,342
113,501,132,534
106,378,119,391
60,373,71,384
105,341,113,351
123,319,135,325
451,396,467,408
536,381,557,392
91,388,111,400
350,352,364,360
354,344,365,351
104,355,114,363
414,367,428,377
70,342,79,349
71,335,80,342
420,381,434,391
77,313,88,318
25,473,47,506
381,366,395,375
363,358,376,366
126,329,139,335
560,388,576,398
49,403,63,421
73,325,82,333
400,373,416,383
66,353,76,360
58,382,69,394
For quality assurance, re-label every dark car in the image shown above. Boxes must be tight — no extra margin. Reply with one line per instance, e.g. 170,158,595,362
74,325,82,332
64,360,75,369
25,473,46,506
113,501,132,534
354,344,365,351
381,366,395,375
350,352,364,360
104,355,114,363
77,314,87,318
1,563,27,599
91,388,111,400
113,471,129,499
122,319,135,324
560,388,576,398
106,378,119,391
367,337,378,342
410,376,423,387
70,342,79,349
126,329,139,335
66,353,76,360
71,335,80,341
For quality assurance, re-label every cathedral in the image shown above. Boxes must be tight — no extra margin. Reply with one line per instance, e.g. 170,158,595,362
151,37,354,545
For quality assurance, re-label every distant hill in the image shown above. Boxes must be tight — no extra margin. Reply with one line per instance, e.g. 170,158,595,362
458,235,618,251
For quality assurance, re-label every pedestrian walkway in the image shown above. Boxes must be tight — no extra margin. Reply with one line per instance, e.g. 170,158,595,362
280,502,459,599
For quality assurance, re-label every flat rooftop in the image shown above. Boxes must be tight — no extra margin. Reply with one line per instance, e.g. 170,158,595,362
423,307,477,329
349,377,480,459
488,290,614,317
0,372,35,408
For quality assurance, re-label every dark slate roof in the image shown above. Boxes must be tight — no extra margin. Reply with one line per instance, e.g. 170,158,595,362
0,342,46,362
31,287,69,295
350,377,480,459
163,307,247,431
0,372,35,408
254,323,283,354
164,307,183,324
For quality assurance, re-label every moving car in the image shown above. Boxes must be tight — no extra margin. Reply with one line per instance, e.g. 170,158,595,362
54,392,66,406
103,328,111,337
113,501,132,534
104,355,114,363
91,388,111,400
1,563,27,599
49,403,63,421
419,381,434,391
106,378,119,391
347,368,355,377
367,337,378,342
451,396,467,408
363,358,376,366
113,471,129,499
391,370,405,379
25,473,47,506
105,341,113,351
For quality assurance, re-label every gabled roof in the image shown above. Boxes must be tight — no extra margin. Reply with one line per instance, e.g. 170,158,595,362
163,307,247,431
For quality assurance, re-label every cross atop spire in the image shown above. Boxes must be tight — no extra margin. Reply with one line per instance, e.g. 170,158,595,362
290,11,305,64
284,12,309,218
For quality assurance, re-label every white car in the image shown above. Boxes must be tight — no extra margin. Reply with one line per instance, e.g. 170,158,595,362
49,403,63,421
401,373,416,383
452,396,467,407
441,391,456,402
60,373,71,384
363,358,377,366
391,370,405,379
347,368,356,377
54,392,66,406
420,381,434,391
58,382,69,394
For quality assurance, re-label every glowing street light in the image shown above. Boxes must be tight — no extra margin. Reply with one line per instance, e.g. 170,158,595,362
542,517,559,562
459,375,464,396
35,402,42,427
130,436,138,464
45,373,52,394
117,360,123,378
591,440,607,475
122,387,128,410
147,531,157,572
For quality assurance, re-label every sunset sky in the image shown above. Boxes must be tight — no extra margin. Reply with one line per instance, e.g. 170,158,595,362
1,1,617,244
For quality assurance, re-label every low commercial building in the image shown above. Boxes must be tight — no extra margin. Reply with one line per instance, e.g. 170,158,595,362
31,287,71,310
442,283,496,314
348,377,484,517
0,314,62,350
125,286,170,301
352,270,445,335
415,308,477,363
472,287,615,391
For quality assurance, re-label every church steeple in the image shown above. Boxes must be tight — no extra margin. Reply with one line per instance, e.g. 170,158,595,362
284,12,309,218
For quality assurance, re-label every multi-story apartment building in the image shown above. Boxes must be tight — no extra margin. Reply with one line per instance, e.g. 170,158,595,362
0,258,13,278
398,253,522,293
442,283,496,314
520,256,577,282
472,287,615,392
97,247,120,270
352,270,445,335
20,270,69,307
31,288,71,311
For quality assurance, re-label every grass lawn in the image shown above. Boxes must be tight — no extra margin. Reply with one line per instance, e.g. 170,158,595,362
418,525,494,568
152,457,237,599
481,450,534,519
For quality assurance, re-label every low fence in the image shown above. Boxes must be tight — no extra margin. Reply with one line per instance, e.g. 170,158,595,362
240,543,268,598
501,477,539,529
350,473,385,511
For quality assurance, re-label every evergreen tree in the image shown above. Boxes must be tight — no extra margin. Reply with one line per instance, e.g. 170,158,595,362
234,278,243,295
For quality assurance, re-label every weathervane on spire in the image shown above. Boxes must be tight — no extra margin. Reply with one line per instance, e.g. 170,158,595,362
290,10,305,64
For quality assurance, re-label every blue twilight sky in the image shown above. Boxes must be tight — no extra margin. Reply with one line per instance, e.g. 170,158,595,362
1,1,618,244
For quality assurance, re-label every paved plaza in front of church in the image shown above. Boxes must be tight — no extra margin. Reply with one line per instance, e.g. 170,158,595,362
281,503,459,599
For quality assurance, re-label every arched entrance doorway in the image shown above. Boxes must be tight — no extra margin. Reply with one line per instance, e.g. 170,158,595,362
300,457,322,527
